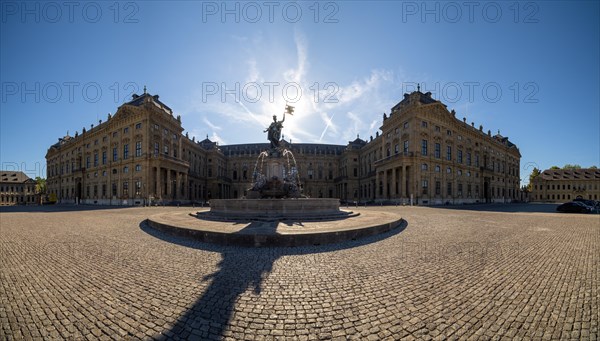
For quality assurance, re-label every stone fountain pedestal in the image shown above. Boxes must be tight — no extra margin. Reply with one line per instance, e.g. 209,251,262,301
208,198,348,221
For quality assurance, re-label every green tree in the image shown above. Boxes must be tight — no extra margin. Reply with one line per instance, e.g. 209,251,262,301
589,165,598,169
563,164,581,169
35,177,47,204
549,166,560,170
527,167,541,191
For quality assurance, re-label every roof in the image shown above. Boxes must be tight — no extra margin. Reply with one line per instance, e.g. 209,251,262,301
0,171,33,183
539,168,600,181
125,91,173,114
391,90,439,112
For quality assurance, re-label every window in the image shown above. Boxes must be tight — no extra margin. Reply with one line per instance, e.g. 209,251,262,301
123,182,129,196
466,152,471,166
447,182,452,196
102,170,107,177
447,129,452,136
435,181,441,195
447,167,452,173
113,131,118,138
458,183,463,197
394,144,399,154
94,152,98,167
421,121,428,128
457,170,462,176
123,144,129,159
102,151,107,165
422,180,428,194
135,123,142,129
421,140,428,156
403,121,409,129
86,156,90,169
135,181,142,195
102,184,106,197
124,127,129,134
435,165,441,172
154,142,159,156
164,145,169,155
446,146,452,161
123,166,129,173
395,128,399,134
457,150,463,163
135,164,141,172
435,143,441,159
467,184,472,197
421,163,428,171
135,141,142,157
112,168,117,175
113,147,118,162
435,126,441,132
112,182,117,196
475,155,479,167
403,140,409,153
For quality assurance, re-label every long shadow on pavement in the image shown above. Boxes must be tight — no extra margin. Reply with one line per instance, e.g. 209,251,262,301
139,219,407,340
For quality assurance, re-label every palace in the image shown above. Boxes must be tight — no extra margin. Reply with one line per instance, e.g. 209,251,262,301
0,171,37,206
530,168,600,202
46,89,521,205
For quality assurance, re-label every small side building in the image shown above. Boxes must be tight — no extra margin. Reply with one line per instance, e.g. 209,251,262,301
0,171,37,205
530,168,600,202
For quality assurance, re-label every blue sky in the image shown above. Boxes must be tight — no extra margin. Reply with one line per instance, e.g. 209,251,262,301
1,1,599,184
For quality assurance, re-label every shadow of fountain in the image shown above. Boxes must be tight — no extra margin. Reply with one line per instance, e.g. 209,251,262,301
139,219,407,340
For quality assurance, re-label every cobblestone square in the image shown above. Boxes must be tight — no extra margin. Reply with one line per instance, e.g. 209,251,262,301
1,204,598,340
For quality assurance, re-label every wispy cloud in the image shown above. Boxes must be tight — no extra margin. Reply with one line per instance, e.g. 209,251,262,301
202,117,221,131
184,30,403,145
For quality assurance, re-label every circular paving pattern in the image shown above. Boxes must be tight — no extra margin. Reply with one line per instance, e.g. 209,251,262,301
0,204,598,340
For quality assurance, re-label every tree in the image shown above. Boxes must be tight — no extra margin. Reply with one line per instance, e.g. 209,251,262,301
590,165,598,169
35,177,47,204
549,166,560,169
563,164,581,169
527,167,541,191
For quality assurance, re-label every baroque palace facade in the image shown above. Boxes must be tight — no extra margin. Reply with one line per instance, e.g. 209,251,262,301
530,168,600,202
46,89,521,205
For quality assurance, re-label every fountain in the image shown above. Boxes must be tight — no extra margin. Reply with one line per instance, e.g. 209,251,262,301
145,105,405,247
205,105,349,221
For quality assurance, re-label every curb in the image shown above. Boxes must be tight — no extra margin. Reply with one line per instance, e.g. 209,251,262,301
144,217,406,247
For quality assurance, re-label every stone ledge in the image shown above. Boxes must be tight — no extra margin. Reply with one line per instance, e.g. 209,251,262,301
145,211,405,247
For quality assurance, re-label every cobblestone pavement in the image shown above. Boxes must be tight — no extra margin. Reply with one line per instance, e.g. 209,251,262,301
1,205,598,340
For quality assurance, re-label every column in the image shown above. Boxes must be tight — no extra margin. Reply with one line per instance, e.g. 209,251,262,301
155,167,161,199
375,171,380,199
392,167,397,198
176,172,182,200
166,169,171,199
183,173,188,200
401,166,407,198
383,169,388,198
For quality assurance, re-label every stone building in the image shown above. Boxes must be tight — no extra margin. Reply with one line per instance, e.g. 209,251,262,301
530,168,600,202
0,171,37,205
46,89,521,205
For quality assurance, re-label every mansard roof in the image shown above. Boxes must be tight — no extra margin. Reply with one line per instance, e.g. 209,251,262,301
0,171,33,183
540,168,600,181
391,90,440,112
125,91,173,114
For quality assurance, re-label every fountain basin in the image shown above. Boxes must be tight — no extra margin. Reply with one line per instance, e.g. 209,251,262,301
205,198,352,221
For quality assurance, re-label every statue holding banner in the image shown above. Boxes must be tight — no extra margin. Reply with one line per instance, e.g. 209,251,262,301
265,104,294,149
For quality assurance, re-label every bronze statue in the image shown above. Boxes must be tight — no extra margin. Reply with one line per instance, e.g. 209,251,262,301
265,105,294,149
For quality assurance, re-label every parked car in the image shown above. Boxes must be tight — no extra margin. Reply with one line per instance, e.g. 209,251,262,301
573,198,599,208
556,201,593,213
